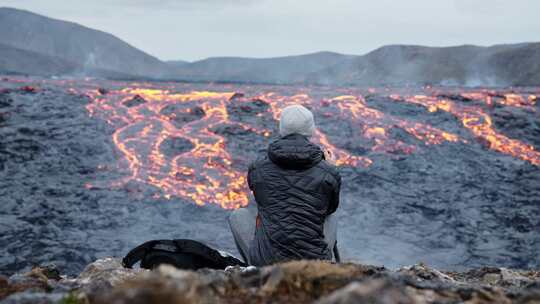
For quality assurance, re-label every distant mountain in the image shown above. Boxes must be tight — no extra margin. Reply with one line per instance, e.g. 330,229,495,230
0,43,78,76
305,43,540,86
1,7,539,86
169,44,540,86
486,43,540,86
0,7,170,78
171,52,355,84
0,43,134,78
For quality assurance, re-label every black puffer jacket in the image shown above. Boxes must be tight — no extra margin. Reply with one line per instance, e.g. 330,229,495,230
247,133,341,266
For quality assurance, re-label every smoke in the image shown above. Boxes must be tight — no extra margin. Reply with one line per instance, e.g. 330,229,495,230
463,76,500,88
85,53,97,67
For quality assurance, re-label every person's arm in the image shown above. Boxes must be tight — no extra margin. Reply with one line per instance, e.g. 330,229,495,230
327,172,341,215
323,149,340,215
247,162,256,191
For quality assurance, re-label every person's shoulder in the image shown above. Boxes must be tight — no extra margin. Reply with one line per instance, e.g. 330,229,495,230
248,151,270,171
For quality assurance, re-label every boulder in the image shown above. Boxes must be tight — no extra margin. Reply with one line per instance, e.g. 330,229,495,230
398,263,455,283
69,257,145,295
93,264,217,304
0,266,61,301
315,279,414,304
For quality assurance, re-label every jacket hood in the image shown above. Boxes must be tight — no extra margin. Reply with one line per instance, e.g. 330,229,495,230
267,133,324,170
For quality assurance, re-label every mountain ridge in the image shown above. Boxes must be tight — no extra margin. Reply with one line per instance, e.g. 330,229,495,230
1,7,540,86
0,7,170,78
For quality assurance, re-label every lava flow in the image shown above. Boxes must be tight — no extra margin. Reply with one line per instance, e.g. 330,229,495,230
391,94,540,165
62,81,538,209
86,88,252,209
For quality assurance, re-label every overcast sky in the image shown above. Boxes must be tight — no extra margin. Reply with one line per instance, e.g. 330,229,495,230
1,0,539,61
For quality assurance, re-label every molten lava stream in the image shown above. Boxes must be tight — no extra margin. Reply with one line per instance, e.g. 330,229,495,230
85,87,252,209
83,84,530,211
393,95,540,165
458,90,538,109
330,95,461,155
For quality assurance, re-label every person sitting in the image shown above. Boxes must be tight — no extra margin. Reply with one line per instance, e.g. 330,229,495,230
229,104,342,266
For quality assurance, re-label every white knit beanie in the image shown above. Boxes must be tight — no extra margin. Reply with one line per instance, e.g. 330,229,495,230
279,104,315,137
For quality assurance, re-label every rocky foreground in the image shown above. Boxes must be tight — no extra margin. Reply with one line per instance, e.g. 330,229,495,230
1,259,539,304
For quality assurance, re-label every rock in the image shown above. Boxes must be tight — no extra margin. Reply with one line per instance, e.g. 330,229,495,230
221,260,387,303
7,267,53,290
2,259,540,303
455,267,537,289
229,92,245,100
159,136,194,157
210,123,255,136
227,98,270,116
159,104,206,128
398,263,455,283
37,265,62,281
70,257,144,296
91,260,386,304
1,259,141,302
97,88,109,95
93,264,215,304
261,261,383,295
499,268,533,288
1,267,58,301
315,279,414,304
122,95,147,108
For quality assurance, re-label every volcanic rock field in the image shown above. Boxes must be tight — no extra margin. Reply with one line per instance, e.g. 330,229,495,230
0,76,539,277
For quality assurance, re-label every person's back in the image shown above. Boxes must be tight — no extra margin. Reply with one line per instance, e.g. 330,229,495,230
229,104,341,266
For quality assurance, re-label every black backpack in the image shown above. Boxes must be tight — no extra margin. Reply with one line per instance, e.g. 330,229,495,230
123,239,247,270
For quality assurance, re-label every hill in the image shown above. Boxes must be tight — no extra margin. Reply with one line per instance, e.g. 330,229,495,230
0,43,78,76
0,7,170,78
305,43,540,86
1,7,539,86
172,51,355,84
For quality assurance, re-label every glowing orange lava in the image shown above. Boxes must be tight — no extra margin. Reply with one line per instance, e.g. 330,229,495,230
18,77,527,209
391,94,540,166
